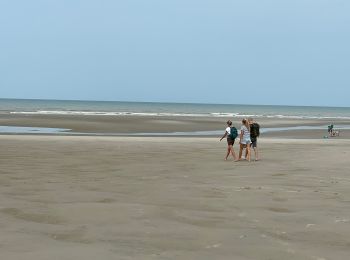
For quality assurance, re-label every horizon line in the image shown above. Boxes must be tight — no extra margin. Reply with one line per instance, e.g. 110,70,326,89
0,97,349,109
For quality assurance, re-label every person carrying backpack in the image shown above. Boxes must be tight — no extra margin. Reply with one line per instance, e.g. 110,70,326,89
220,120,238,161
248,118,260,161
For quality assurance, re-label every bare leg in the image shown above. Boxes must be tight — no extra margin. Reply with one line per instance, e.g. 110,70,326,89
254,147,259,160
230,146,237,161
225,146,230,160
238,144,244,160
246,143,251,162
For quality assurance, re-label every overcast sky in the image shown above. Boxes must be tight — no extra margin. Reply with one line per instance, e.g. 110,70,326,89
1,0,349,107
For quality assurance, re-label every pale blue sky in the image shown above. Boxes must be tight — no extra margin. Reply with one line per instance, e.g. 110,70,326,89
1,0,349,107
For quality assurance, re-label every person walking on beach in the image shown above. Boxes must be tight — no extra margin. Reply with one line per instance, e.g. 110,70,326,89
328,124,334,136
248,117,260,161
238,119,251,162
220,120,238,161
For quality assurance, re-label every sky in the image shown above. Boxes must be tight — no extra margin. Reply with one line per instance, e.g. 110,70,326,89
1,0,349,107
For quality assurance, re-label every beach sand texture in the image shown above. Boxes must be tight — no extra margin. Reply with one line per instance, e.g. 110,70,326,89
1,135,350,260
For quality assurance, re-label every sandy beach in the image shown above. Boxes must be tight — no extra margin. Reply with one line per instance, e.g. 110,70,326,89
1,122,350,259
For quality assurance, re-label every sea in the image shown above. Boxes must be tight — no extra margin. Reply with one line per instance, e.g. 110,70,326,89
1,98,349,135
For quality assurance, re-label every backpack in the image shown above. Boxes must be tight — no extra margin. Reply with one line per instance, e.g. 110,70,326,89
250,123,260,138
229,127,238,139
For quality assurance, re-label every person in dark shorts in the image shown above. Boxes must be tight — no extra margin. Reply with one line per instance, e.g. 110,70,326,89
248,118,260,161
328,124,334,136
220,120,238,161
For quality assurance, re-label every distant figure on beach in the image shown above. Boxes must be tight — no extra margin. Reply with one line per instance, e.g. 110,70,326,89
238,119,251,162
328,124,334,136
248,118,260,161
327,124,340,137
220,120,238,161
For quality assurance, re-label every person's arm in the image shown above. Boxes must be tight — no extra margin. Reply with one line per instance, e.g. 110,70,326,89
239,129,243,143
220,131,227,141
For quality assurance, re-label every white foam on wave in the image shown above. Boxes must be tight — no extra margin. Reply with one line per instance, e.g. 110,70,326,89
10,110,207,117
9,110,350,120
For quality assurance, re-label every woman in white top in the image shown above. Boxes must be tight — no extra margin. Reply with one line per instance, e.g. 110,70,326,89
238,119,251,162
220,120,237,161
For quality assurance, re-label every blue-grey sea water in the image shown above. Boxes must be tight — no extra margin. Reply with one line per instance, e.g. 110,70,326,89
1,98,349,119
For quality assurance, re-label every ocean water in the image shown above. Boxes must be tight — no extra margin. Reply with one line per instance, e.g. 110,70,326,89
1,99,349,135
0,126,70,134
1,98,350,120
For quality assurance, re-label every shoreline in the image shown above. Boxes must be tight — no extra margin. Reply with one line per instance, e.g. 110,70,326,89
1,114,349,139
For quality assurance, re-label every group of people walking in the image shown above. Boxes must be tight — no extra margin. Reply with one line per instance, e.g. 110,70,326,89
220,118,260,162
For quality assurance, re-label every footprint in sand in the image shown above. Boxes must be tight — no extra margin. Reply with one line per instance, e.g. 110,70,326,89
48,227,92,244
267,207,294,213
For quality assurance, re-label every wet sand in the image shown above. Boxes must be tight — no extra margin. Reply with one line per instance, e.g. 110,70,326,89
1,134,350,260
